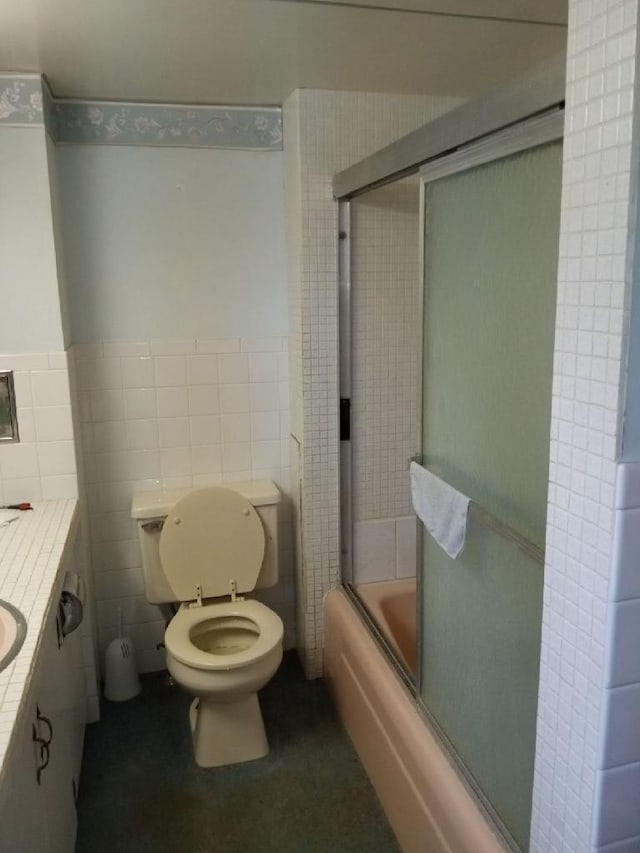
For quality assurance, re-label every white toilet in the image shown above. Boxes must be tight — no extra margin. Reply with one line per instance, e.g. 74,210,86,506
131,480,284,768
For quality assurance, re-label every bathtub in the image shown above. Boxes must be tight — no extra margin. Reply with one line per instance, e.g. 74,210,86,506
324,587,507,853
355,578,417,676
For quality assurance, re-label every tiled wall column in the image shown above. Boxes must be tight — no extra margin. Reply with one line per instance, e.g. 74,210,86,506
284,90,463,676
531,2,640,850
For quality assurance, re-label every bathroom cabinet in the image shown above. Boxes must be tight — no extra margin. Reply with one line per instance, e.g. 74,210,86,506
0,595,85,852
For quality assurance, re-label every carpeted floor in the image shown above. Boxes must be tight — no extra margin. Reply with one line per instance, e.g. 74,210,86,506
76,652,400,853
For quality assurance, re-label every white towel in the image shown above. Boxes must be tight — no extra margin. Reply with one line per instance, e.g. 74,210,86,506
410,462,470,559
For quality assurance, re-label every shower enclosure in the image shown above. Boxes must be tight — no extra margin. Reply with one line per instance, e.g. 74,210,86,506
337,76,563,852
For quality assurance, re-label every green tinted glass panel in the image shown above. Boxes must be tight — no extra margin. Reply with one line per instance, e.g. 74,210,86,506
420,141,562,851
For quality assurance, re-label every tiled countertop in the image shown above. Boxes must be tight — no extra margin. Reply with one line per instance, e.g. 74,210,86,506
0,500,78,782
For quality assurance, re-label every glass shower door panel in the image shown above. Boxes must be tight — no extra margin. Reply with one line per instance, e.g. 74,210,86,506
420,141,562,851
422,524,542,850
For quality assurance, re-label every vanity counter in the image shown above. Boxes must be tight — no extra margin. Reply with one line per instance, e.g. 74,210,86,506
0,500,78,782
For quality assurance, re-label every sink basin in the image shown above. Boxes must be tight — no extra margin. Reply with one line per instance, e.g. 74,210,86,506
0,600,26,674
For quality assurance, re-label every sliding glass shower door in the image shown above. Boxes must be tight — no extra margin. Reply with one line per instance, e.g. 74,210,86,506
418,132,562,850
345,175,422,679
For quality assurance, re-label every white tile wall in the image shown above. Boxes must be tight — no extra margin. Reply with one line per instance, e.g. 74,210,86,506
73,337,294,673
604,598,640,686
599,683,640,767
284,88,463,676
593,761,640,847
0,352,78,503
353,516,417,584
531,3,640,851
591,461,640,848
396,515,418,579
353,518,395,584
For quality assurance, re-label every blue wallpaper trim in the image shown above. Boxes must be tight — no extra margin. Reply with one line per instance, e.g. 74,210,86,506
1,75,282,150
0,76,44,126
48,98,282,149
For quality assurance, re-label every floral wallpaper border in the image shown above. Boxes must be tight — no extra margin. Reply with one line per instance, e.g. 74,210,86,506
1,75,282,150
0,76,44,125
48,98,283,150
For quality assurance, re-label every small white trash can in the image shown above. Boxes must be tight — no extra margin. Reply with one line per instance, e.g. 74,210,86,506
104,636,141,702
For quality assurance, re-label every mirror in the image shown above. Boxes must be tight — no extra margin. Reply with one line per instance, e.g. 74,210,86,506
0,372,19,442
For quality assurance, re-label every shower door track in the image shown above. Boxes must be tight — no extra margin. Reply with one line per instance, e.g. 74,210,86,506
333,53,565,200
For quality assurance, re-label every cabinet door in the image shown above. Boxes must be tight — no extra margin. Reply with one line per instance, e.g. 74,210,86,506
36,611,78,853
61,612,86,783
0,593,87,853
0,693,52,853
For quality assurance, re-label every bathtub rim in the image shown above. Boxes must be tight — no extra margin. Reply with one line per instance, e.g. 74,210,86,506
337,583,522,853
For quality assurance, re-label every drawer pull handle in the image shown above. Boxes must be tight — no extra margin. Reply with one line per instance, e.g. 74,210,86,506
36,705,53,746
32,725,50,785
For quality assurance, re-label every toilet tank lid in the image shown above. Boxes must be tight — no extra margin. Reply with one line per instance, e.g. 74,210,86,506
131,479,281,520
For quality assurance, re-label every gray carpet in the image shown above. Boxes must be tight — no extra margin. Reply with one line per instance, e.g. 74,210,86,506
76,652,400,853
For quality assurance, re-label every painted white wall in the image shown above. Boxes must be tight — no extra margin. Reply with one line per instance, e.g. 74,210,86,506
55,145,287,343
48,142,292,674
45,132,72,349
621,178,640,462
0,126,64,352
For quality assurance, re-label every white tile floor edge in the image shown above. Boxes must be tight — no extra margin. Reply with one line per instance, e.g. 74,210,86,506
0,500,78,783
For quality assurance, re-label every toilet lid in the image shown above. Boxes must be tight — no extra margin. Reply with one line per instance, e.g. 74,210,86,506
159,487,265,601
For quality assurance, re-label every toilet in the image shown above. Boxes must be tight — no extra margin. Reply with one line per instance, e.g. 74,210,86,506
131,480,284,768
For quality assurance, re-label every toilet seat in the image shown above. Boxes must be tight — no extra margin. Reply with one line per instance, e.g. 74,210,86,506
159,487,266,601
165,599,283,671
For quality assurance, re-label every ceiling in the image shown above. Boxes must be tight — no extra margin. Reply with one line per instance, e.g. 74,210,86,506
0,0,567,105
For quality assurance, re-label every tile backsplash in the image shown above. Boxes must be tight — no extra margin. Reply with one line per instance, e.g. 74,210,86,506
0,351,78,503
72,337,294,673
353,516,417,584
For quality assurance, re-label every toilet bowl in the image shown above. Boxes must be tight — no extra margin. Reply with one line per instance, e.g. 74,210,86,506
131,481,284,767
165,599,283,767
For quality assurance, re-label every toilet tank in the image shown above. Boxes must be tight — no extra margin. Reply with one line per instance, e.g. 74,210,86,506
131,480,280,604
